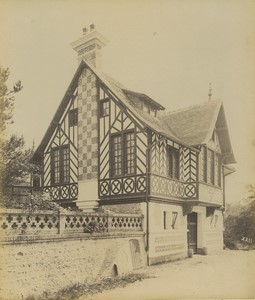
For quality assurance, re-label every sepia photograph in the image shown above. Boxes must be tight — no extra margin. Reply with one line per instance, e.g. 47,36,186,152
0,0,255,299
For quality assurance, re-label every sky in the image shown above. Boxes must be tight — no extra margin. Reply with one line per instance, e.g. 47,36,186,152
0,0,255,203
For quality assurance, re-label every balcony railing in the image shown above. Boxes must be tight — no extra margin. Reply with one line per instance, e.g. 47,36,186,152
44,183,78,201
99,174,147,198
99,173,198,200
149,173,198,200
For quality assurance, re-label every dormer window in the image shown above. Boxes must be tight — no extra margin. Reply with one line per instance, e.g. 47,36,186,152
69,108,78,127
143,102,150,113
100,99,109,117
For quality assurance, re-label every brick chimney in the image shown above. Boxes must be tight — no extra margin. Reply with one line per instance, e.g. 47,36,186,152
70,24,108,68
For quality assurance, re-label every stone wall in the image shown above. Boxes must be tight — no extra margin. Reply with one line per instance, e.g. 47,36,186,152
0,233,146,299
0,208,146,299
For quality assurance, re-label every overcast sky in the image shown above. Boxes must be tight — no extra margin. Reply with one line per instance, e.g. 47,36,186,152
1,0,255,203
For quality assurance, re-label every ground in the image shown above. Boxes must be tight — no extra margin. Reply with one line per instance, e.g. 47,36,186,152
80,250,255,300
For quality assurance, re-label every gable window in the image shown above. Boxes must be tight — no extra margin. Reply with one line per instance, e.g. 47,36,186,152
111,131,136,177
100,99,109,117
69,108,78,127
51,146,70,185
167,146,179,179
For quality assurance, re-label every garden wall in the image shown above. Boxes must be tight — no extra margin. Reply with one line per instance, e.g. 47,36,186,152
0,209,146,299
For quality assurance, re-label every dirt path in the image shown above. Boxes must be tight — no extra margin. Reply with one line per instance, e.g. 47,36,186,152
80,250,255,300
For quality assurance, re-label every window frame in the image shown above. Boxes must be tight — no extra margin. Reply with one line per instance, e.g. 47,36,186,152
200,146,207,183
200,146,222,187
110,130,136,177
100,99,110,117
110,133,123,177
51,145,70,185
167,146,179,180
69,108,78,127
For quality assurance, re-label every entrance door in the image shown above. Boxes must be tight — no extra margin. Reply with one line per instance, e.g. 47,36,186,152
187,212,198,254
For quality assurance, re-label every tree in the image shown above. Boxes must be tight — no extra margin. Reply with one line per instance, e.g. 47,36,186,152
224,185,255,250
1,135,40,187
0,66,22,133
0,66,35,203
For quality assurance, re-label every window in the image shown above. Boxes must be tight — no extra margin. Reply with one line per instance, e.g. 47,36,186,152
167,146,179,179
143,102,150,113
125,132,135,174
110,131,136,177
69,108,78,127
51,146,70,185
201,147,222,187
208,149,214,185
200,147,207,182
111,135,122,177
215,154,221,187
100,99,109,117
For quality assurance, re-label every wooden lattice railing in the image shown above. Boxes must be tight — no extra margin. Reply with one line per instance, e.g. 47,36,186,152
99,174,147,198
150,173,198,199
0,209,144,242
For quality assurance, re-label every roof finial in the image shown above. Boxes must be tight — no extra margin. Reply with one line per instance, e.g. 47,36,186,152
208,82,212,101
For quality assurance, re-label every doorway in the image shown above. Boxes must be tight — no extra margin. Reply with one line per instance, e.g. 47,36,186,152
187,212,198,254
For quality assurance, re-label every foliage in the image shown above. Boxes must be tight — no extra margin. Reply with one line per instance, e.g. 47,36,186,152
224,185,255,250
0,66,22,133
1,135,41,187
84,220,106,234
25,273,151,300
0,66,43,208
0,191,62,212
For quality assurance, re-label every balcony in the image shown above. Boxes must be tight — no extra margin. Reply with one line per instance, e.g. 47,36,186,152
99,173,223,206
149,173,198,200
99,174,147,199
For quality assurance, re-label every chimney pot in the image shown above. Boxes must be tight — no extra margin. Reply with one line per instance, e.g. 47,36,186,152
90,24,95,31
83,27,87,35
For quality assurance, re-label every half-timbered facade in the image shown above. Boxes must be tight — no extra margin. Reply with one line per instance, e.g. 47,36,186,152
32,27,236,264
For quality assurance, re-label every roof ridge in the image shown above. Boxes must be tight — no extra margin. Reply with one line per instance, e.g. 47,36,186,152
162,98,222,116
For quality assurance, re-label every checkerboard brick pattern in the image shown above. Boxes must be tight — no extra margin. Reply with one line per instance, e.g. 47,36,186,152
77,68,98,180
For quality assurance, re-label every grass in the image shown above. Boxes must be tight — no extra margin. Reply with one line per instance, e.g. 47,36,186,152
25,273,151,300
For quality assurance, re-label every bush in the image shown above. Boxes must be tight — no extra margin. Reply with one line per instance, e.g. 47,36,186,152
224,186,255,250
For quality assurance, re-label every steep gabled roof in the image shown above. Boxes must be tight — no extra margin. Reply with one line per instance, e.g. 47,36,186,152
32,60,195,162
32,59,235,164
159,100,236,164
